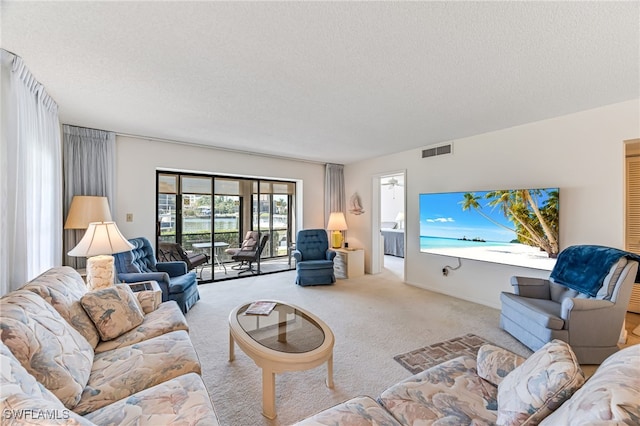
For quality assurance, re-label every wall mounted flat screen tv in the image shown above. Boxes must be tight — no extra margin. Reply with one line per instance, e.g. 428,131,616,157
419,188,559,270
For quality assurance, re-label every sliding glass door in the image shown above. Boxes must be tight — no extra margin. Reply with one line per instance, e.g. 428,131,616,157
157,171,295,282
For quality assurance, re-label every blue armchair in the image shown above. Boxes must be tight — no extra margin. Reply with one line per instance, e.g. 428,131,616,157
113,237,200,313
293,229,336,286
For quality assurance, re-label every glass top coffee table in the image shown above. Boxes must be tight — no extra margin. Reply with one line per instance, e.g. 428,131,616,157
229,300,334,419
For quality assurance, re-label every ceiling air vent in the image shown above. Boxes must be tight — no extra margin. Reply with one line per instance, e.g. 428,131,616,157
422,142,453,158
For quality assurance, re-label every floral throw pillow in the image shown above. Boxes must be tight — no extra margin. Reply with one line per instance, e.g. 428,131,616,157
497,339,585,426
80,284,144,341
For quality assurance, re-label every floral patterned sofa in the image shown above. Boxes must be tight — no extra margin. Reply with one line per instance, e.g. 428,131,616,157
0,266,219,425
296,339,639,425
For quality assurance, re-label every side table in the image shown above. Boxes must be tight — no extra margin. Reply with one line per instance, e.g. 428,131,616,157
332,248,365,279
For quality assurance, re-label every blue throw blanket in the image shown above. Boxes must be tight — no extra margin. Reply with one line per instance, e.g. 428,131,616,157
550,245,640,297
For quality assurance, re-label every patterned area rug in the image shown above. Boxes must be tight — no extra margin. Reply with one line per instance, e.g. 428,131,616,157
394,333,492,374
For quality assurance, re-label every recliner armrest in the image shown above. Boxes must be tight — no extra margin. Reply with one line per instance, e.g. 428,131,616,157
326,250,336,261
510,276,551,299
157,261,188,276
561,297,614,319
292,250,302,262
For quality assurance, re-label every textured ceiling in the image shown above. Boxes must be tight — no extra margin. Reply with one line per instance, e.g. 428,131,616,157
2,1,638,164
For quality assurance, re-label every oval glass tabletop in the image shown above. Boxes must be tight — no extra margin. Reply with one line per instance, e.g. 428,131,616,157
236,302,325,353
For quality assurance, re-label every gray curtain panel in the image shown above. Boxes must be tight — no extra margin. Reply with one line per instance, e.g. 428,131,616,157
324,163,345,225
63,125,116,268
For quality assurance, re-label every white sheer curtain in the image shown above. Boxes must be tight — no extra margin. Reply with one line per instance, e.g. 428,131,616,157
1,49,62,295
63,125,116,268
325,163,346,224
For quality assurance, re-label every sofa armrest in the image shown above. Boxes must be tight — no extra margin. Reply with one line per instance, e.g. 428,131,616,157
510,276,551,299
127,281,162,314
157,261,188,277
476,344,526,386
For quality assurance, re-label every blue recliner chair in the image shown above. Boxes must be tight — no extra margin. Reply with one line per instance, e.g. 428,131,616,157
114,237,200,313
293,229,336,286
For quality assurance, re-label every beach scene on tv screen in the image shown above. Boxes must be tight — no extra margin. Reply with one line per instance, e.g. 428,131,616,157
419,188,559,270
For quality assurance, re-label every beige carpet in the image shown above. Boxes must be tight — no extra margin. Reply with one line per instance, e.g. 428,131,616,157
185,266,533,425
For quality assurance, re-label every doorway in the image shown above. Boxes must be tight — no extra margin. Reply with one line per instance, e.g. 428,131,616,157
376,171,406,279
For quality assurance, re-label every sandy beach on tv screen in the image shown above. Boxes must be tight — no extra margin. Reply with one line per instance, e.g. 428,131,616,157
425,243,556,270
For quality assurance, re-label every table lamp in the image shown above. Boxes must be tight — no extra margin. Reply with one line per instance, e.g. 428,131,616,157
64,196,112,229
67,221,134,290
327,212,348,249
395,211,405,229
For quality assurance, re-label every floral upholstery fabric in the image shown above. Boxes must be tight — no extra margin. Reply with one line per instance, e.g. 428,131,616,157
496,339,584,426
476,344,525,387
294,396,401,426
80,284,145,341
22,266,100,348
0,341,94,426
84,373,219,425
379,355,499,425
94,300,189,353
0,290,94,409
74,330,201,415
540,344,640,425
135,288,161,314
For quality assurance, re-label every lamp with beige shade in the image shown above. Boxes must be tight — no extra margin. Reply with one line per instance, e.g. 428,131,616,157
64,196,112,229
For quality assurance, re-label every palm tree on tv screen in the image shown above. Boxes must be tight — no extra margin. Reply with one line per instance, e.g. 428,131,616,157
460,189,559,258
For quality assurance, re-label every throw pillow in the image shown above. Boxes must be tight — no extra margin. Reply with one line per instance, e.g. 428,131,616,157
496,339,585,426
80,284,145,341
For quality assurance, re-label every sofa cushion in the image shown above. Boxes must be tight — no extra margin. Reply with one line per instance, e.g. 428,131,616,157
539,344,640,425
294,396,401,426
380,355,498,425
83,373,219,426
23,266,101,348
497,339,584,426
80,284,145,341
74,330,201,415
0,290,94,409
94,300,189,353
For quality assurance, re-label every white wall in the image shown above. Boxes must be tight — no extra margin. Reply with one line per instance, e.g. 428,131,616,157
344,99,640,309
115,136,325,243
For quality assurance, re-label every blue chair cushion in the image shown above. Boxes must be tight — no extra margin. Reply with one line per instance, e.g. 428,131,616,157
168,272,198,294
297,260,335,270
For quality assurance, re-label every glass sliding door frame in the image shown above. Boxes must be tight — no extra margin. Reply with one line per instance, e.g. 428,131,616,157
156,171,296,282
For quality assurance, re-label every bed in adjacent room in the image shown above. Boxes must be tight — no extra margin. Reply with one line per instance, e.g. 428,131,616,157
381,222,404,258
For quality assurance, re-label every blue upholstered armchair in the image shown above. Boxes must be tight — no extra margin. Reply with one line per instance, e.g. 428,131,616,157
293,229,336,286
113,237,200,313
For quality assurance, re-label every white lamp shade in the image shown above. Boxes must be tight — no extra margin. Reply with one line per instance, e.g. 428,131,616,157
64,196,112,229
327,212,348,231
67,222,134,257
395,212,405,222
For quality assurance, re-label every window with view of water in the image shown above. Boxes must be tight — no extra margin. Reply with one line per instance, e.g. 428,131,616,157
157,172,296,283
